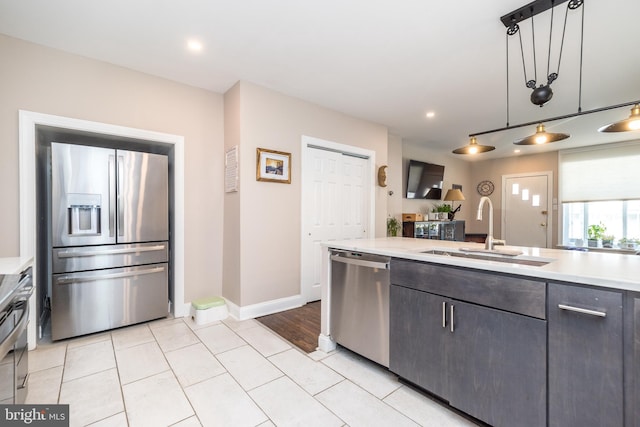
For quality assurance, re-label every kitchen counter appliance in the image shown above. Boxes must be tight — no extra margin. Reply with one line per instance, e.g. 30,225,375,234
330,250,390,367
0,267,33,404
50,142,169,340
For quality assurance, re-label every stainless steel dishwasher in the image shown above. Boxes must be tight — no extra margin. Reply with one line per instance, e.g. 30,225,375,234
330,250,390,367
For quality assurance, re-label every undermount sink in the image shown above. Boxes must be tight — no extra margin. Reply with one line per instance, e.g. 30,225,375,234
421,248,555,267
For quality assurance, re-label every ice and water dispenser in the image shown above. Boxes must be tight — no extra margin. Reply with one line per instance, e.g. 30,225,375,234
67,193,102,236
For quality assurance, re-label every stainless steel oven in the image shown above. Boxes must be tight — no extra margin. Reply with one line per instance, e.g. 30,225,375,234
0,267,33,404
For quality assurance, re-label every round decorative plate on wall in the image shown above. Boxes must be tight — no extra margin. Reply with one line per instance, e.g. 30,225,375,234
477,180,495,196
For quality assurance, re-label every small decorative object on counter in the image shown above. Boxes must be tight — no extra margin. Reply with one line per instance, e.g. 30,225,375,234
402,213,423,222
387,216,401,237
443,188,465,220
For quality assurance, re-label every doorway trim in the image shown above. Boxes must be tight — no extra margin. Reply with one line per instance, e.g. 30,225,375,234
501,171,553,248
19,111,187,346
300,136,375,353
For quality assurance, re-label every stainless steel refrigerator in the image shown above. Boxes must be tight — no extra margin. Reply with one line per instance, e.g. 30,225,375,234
50,142,169,340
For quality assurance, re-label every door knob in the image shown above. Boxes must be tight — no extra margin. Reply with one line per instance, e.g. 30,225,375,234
540,222,547,226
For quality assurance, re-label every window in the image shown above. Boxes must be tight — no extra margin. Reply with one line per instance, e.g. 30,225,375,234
562,200,640,246
560,142,640,248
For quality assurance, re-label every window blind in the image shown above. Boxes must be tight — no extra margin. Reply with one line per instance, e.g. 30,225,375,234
559,141,640,202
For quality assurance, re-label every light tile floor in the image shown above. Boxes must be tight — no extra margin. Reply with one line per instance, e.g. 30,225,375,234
27,316,480,427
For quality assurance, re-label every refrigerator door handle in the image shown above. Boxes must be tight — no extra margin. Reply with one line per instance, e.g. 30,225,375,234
109,155,116,238
117,155,125,237
57,245,167,258
55,266,165,285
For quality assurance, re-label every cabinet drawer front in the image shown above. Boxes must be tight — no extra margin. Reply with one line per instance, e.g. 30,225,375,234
51,264,168,340
390,258,546,319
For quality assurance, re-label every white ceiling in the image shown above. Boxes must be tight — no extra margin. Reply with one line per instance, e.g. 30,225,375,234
1,0,638,161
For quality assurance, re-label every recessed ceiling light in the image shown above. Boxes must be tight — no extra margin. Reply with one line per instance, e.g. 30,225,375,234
514,149,521,153
187,39,203,52
425,111,435,118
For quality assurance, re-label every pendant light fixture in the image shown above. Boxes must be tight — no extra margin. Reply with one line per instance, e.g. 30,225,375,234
464,0,638,148
514,123,569,145
598,104,640,132
452,137,495,155
504,0,583,146
504,0,583,109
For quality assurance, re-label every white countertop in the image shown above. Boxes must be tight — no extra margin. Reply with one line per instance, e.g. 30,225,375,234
0,256,33,275
323,237,640,292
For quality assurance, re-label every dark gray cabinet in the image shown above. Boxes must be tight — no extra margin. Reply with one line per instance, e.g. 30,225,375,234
390,259,547,427
447,299,546,427
390,285,546,427
630,294,640,427
548,283,624,427
387,257,637,427
390,285,448,398
623,292,640,427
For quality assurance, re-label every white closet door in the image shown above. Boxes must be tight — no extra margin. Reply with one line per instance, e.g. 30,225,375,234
301,146,371,302
341,155,369,240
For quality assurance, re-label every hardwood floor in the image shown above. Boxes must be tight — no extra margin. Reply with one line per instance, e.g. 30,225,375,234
257,301,321,353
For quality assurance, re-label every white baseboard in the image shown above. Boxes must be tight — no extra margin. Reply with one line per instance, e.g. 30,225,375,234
318,333,336,353
225,294,305,320
174,302,192,318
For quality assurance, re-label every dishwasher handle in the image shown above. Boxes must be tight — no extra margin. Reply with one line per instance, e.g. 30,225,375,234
330,254,389,270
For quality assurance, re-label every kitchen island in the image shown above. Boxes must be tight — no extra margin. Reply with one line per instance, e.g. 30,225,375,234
319,237,640,427
0,257,36,351
0,256,33,275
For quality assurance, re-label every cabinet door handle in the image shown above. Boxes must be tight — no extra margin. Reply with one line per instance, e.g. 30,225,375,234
450,304,455,333
442,301,447,328
558,304,607,318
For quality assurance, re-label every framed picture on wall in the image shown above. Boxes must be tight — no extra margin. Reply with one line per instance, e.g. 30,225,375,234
256,148,291,183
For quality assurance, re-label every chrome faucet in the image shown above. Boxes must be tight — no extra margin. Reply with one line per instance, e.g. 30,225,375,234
476,196,505,250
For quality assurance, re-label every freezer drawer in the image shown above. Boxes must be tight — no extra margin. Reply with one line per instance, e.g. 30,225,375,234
51,263,168,340
52,242,169,274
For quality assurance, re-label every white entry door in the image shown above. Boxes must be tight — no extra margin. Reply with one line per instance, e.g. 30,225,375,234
301,144,371,302
502,173,552,248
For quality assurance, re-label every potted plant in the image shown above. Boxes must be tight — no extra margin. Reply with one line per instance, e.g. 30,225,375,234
619,237,636,250
433,204,452,220
428,207,438,220
587,223,606,247
602,234,615,248
387,216,401,237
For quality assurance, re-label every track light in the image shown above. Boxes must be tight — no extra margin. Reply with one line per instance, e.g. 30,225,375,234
598,104,640,132
514,123,570,145
452,137,495,155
